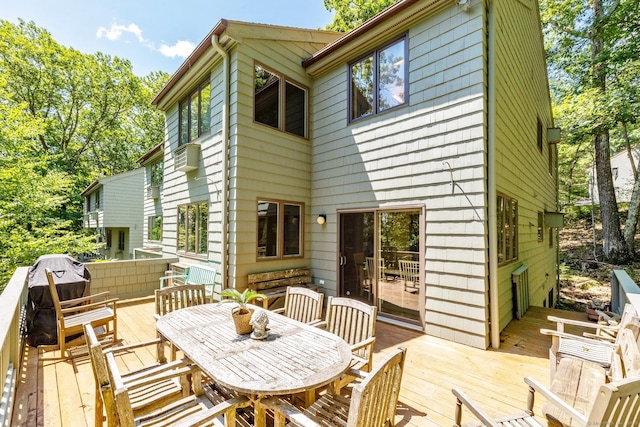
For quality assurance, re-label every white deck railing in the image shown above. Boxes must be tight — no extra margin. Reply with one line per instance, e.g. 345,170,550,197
0,267,29,427
610,269,640,314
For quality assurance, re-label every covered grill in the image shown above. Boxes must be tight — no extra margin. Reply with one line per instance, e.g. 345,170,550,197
25,254,91,347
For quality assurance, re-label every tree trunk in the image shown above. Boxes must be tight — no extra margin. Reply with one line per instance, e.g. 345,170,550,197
591,0,629,264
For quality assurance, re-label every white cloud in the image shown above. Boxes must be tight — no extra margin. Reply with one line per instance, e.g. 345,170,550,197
96,23,146,43
159,40,195,59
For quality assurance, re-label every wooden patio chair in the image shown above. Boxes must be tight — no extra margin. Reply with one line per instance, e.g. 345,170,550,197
273,286,324,325
158,265,219,302
546,303,638,343
263,346,407,427
316,296,377,392
540,313,640,378
398,259,420,292
453,375,640,427
45,267,118,357
154,284,207,362
84,323,200,427
103,347,250,427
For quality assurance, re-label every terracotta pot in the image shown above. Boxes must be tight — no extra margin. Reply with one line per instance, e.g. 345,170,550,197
232,307,254,335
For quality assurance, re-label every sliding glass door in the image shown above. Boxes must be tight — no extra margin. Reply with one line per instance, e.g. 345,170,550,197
339,209,422,325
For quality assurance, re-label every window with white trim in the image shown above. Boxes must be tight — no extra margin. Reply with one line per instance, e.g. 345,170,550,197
177,202,208,255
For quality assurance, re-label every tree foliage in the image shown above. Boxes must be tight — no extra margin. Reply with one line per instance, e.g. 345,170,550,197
541,0,640,262
323,0,400,32
0,19,169,287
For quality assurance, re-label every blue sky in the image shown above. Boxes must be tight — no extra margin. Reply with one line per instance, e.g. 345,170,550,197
2,0,336,76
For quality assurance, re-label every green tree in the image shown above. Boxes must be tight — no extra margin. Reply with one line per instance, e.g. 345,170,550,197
541,0,640,262
0,19,168,286
324,0,400,32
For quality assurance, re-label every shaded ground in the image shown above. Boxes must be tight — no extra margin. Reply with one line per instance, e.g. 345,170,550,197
558,216,638,312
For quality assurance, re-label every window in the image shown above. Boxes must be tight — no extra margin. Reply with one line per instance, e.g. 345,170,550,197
537,117,543,152
349,36,407,122
177,202,208,255
179,80,211,145
537,212,544,242
95,189,100,209
497,194,518,265
151,162,163,186
257,200,303,259
85,196,91,212
254,64,307,138
148,215,163,241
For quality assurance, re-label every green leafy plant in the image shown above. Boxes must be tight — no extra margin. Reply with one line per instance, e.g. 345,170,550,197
220,288,267,314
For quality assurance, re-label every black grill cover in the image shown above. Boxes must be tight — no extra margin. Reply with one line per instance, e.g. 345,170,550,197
25,254,91,346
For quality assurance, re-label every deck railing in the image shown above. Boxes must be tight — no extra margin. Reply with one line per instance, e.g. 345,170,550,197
0,257,179,426
610,269,640,314
0,267,29,427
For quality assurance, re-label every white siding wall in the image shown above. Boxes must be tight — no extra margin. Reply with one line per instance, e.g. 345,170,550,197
311,6,490,348
493,0,558,330
101,168,145,258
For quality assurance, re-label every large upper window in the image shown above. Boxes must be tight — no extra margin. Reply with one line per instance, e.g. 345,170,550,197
257,200,303,259
349,36,407,122
148,215,163,241
497,194,518,265
254,64,307,138
179,80,211,145
177,202,208,256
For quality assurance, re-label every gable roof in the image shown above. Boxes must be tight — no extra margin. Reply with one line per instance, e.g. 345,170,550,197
151,20,340,109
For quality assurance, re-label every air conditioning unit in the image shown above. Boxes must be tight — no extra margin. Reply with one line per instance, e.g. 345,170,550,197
174,143,200,172
146,185,160,199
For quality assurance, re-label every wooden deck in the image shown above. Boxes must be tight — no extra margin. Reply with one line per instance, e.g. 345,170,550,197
12,301,591,427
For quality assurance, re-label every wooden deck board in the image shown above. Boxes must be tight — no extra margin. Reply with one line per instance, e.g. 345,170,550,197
13,302,592,427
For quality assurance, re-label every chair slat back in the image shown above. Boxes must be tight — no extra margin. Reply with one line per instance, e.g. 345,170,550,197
155,284,207,317
347,347,407,427
105,351,136,427
325,296,377,360
283,287,324,324
588,375,640,425
45,268,64,322
84,323,118,427
185,265,218,301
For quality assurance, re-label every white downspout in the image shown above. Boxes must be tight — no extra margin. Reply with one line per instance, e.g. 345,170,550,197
487,0,500,349
212,34,230,290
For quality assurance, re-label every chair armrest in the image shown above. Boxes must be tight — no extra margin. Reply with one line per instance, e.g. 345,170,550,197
105,337,163,354
452,387,501,427
172,395,251,427
261,396,322,427
523,377,588,424
307,319,324,327
59,291,112,308
273,308,285,315
123,362,200,390
583,332,616,342
159,274,188,288
540,329,618,349
313,320,327,329
351,336,376,353
59,298,118,315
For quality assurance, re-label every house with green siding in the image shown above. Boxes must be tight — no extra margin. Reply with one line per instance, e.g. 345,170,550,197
149,0,559,349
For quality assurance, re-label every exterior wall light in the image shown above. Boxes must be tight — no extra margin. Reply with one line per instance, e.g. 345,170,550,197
317,214,326,225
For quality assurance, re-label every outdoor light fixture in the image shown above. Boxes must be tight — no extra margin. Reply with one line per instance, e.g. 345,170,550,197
317,214,326,225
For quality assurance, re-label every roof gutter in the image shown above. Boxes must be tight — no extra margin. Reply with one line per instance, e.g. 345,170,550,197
211,34,231,291
302,0,420,68
152,19,228,107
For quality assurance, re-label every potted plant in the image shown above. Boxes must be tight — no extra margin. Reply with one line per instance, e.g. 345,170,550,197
220,288,267,334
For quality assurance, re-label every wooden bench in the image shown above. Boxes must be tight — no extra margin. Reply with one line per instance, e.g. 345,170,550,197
247,268,320,310
544,327,640,426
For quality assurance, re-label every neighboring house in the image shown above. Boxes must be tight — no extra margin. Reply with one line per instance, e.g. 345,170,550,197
150,0,559,349
135,141,165,259
81,168,144,260
589,148,639,204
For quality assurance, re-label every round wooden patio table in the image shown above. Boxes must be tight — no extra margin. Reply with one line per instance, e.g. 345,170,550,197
156,303,351,427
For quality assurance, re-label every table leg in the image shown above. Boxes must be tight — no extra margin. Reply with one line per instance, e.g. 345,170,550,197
254,395,267,427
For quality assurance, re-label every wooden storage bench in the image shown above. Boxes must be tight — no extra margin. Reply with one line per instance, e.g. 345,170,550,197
247,268,320,310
